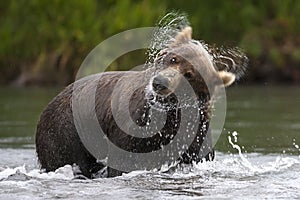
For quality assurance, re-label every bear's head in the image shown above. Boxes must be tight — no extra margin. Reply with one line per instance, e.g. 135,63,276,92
148,26,236,101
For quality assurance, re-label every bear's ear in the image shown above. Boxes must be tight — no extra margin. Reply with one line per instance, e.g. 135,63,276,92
174,26,192,45
218,71,236,87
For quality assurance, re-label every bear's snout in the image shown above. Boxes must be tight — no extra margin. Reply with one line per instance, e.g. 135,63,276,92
152,74,170,95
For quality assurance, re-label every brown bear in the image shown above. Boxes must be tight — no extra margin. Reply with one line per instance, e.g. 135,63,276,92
36,26,246,178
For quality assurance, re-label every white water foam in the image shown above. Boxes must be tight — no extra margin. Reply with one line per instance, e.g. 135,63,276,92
0,165,74,181
0,137,299,199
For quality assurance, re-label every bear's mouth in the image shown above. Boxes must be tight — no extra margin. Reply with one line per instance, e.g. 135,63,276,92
145,81,204,111
145,84,178,111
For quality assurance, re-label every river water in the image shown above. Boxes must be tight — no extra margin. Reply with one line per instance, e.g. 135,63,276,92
0,85,299,199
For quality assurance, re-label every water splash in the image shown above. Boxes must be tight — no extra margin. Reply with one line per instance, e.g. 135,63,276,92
1,149,299,199
203,44,248,79
292,138,300,158
145,12,248,79
227,131,300,174
146,12,190,65
293,138,299,149
0,165,75,181
228,131,257,170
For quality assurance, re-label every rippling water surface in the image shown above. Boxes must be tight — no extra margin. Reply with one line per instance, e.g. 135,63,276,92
0,86,299,199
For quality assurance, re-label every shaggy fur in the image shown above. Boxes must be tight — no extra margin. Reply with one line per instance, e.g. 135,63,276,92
36,26,241,178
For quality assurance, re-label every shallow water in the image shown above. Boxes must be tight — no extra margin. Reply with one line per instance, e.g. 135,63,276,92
0,85,299,199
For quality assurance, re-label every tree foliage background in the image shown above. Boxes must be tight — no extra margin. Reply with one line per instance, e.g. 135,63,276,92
1,0,300,86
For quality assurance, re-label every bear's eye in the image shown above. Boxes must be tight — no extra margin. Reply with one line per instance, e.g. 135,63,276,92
184,72,193,79
170,57,177,64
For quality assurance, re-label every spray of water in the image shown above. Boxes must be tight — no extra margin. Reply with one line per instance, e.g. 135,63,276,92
227,130,300,174
292,139,300,158
228,131,259,171
146,12,190,65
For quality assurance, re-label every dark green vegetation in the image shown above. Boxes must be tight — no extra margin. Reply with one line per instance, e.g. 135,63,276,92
1,0,300,86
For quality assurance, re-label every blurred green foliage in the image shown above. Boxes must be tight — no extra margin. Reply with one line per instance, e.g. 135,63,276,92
1,0,300,85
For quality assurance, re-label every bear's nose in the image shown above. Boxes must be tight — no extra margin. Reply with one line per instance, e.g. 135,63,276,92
152,75,169,93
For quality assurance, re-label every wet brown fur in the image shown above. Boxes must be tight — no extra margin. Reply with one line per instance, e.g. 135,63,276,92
36,27,235,178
